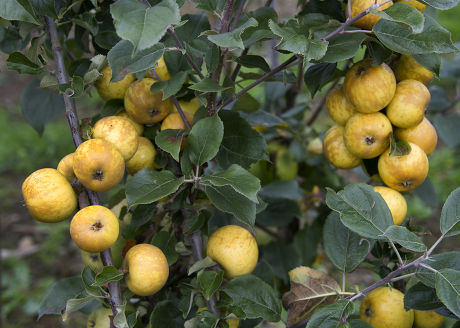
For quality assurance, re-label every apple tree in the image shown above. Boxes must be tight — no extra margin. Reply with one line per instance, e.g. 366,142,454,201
2,0,460,327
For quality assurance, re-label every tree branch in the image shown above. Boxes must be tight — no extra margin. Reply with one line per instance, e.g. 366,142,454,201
230,0,247,31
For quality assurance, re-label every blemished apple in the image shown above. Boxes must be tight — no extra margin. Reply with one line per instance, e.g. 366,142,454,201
22,168,77,223
73,139,125,192
326,86,356,126
57,152,75,182
323,125,361,169
117,110,144,136
394,117,437,155
347,0,394,30
393,55,434,85
126,137,157,175
374,186,407,225
70,205,119,253
95,65,135,101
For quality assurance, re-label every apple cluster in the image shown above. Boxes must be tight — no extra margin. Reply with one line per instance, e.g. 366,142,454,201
323,54,437,226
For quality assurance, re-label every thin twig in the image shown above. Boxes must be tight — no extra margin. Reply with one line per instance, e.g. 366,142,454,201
230,0,247,31
389,240,404,267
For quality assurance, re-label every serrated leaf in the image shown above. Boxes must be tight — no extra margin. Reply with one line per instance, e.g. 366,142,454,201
0,0,39,24
110,0,180,52
235,55,270,72
373,15,457,55
107,40,164,82
201,164,260,203
223,275,282,322
304,63,337,96
383,225,426,252
151,71,187,99
404,282,443,310
324,212,372,273
306,300,354,328
6,51,41,74
326,184,393,240
188,77,232,93
126,169,185,206
321,32,367,63
188,256,217,275
93,266,124,287
417,252,460,287
239,110,284,128
440,187,460,237
188,114,224,166
373,3,424,33
208,17,258,49
204,184,256,226
62,296,95,321
435,268,460,318
259,180,303,200
151,230,179,266
198,270,224,300
155,129,186,162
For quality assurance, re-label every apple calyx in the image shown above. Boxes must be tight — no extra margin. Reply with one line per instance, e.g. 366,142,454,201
92,169,104,181
91,221,103,231
365,136,376,145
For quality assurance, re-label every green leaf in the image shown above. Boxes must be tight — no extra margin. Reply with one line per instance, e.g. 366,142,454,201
256,198,300,227
151,71,187,99
38,276,84,319
155,129,186,162
239,110,284,127
150,300,184,328
188,77,232,93
198,270,224,300
216,110,267,169
321,32,367,63
293,222,322,266
0,0,39,25
20,78,65,134
390,138,411,157
62,296,96,320
232,93,261,113
193,0,226,12
151,230,179,266
126,169,185,206
259,180,303,200
417,252,460,287
201,164,260,202
433,114,460,147
404,282,443,311
107,40,164,82
373,15,457,55
435,268,460,318
188,114,224,166
30,0,57,19
326,184,394,240
440,187,460,237
413,54,441,76
350,320,373,328
422,0,460,9
235,55,270,72
204,184,256,226
304,63,337,97
373,3,424,33
323,212,373,273
258,242,301,283
188,256,217,275
208,17,258,49
223,275,282,322
93,266,124,287
6,51,41,74
383,225,426,252
110,0,180,52
306,300,354,328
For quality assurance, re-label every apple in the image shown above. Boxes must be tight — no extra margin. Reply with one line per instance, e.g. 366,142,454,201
323,125,361,169
81,250,104,273
160,112,194,131
326,86,356,125
386,80,430,128
394,55,434,85
347,0,394,30
57,152,75,182
73,139,125,192
95,65,135,101
374,186,407,225
174,97,201,115
396,0,426,12
394,117,437,155
344,59,396,113
123,243,169,296
126,137,157,175
146,56,171,81
22,168,77,223
206,225,258,279
378,142,429,191
117,110,144,136
413,310,444,328
344,112,392,159
124,78,172,124
86,306,113,328
360,287,414,328
70,205,119,252
92,116,139,161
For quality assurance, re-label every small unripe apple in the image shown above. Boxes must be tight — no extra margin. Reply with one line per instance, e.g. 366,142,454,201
394,55,434,85
95,65,135,101
344,112,392,159
73,139,125,192
117,110,144,136
126,137,157,175
86,306,113,328
394,117,437,155
344,59,396,113
57,152,75,182
70,205,119,253
323,125,361,169
22,168,77,223
326,86,356,125
386,80,430,128
374,186,407,225
92,116,139,161
347,0,394,30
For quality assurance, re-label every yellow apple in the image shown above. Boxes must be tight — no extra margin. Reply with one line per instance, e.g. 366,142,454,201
117,110,144,136
124,78,172,124
394,55,434,85
95,65,135,101
396,0,426,12
414,310,444,328
323,125,361,169
386,79,430,128
344,112,392,159
70,205,119,253
87,306,113,328
378,142,429,191
57,152,75,182
123,243,169,296
73,139,125,192
374,186,407,225
206,225,258,279
22,168,77,223
92,116,139,161
173,97,201,115
360,287,414,328
126,137,157,175
394,117,437,155
146,56,171,81
326,86,356,125
160,112,194,131
344,59,396,113
347,0,394,30
81,250,104,273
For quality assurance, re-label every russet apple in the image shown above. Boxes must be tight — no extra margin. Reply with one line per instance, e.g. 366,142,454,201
323,125,361,169
126,137,157,175
394,117,437,155
57,152,75,182
394,55,434,85
326,86,356,125
374,186,407,225
95,65,135,101
117,110,144,136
